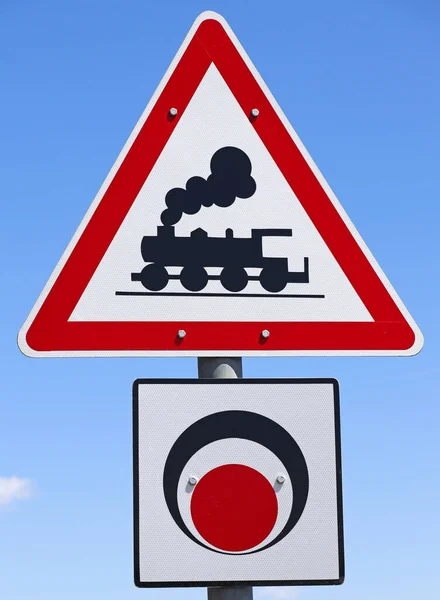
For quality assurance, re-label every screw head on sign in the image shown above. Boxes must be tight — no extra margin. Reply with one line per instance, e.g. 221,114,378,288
188,476,198,486
169,107,178,117
261,329,270,339
250,108,259,118
276,474,286,484
177,329,186,339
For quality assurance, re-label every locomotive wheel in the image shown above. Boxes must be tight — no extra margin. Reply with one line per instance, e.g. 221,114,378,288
260,268,287,293
220,266,248,292
139,264,168,291
180,266,208,292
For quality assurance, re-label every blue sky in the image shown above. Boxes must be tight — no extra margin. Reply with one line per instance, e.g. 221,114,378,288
1,0,439,599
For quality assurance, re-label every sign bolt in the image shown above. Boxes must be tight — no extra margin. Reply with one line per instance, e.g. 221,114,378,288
188,475,198,486
250,108,259,118
276,474,286,484
261,329,270,339
177,329,186,339
169,107,178,117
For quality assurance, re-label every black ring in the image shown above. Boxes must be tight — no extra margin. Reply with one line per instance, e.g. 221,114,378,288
163,410,309,554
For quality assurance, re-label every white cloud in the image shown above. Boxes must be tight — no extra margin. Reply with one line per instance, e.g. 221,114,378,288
0,477,34,506
256,588,300,600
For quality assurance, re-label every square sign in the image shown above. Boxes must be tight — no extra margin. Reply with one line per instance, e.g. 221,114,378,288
133,379,344,587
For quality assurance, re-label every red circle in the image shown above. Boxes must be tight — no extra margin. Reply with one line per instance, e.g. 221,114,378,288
190,464,278,552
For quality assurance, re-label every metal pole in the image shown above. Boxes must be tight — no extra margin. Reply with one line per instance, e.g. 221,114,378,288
197,356,252,600
198,357,243,379
208,587,253,600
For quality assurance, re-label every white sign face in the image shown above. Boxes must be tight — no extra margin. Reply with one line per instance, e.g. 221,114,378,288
133,379,344,587
18,11,422,357
71,64,369,325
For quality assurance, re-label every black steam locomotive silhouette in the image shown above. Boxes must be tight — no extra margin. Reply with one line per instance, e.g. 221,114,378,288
131,225,309,293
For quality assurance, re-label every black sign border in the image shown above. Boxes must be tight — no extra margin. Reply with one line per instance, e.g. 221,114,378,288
133,378,344,588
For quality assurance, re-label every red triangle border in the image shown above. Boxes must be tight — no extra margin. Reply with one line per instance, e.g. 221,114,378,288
21,14,419,354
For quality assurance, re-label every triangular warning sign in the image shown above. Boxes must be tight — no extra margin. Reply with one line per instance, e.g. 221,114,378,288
18,11,423,357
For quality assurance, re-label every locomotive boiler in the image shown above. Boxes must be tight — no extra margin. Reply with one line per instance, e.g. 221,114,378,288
131,226,309,293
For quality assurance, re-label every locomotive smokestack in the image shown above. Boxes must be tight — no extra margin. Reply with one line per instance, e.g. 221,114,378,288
160,146,256,226
157,225,175,237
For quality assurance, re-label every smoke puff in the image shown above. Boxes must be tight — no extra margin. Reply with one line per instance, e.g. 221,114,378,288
160,146,256,226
